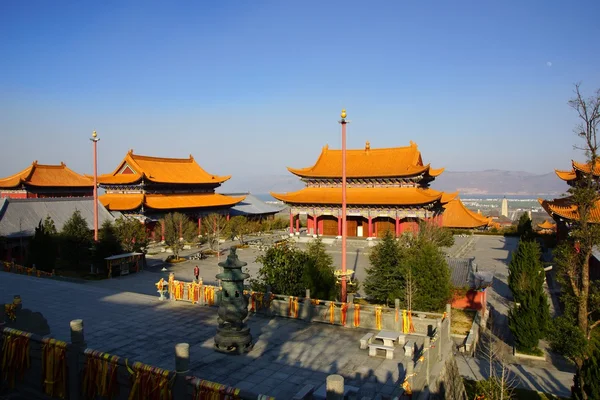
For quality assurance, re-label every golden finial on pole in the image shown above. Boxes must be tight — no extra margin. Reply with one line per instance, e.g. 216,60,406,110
92,130,97,139
341,109,347,119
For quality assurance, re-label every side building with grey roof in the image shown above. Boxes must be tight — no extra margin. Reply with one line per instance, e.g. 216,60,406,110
224,193,285,219
0,197,115,263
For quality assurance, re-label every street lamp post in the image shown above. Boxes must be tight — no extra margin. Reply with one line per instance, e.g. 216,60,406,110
90,130,100,242
340,109,348,302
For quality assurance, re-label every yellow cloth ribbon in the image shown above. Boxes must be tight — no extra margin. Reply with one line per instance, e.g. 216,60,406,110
375,306,383,330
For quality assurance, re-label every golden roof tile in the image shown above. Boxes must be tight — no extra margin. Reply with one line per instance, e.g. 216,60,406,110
98,150,230,185
538,197,600,223
441,198,492,228
287,141,444,178
0,162,93,189
99,193,244,211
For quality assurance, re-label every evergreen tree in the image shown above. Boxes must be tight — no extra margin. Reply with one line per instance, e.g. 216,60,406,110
303,238,337,300
95,220,123,263
60,209,92,269
364,231,405,305
253,240,308,296
42,215,57,235
161,213,196,259
114,217,148,253
516,212,534,241
573,340,600,400
27,219,56,271
407,238,452,312
507,240,550,352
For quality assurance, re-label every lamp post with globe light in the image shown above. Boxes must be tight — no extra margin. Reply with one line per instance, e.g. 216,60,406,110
90,130,100,242
339,109,348,302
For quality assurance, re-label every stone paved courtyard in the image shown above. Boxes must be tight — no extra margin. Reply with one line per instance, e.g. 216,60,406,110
1,272,410,399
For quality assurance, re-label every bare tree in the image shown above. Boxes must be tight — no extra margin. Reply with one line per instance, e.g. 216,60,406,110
476,315,516,400
201,213,229,258
550,84,600,399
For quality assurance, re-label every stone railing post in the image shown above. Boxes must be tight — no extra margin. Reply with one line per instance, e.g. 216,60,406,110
301,289,312,321
445,303,452,337
406,359,414,391
264,286,272,316
198,282,205,306
68,319,86,400
437,319,443,361
326,374,344,400
423,336,430,386
347,294,354,328
173,343,190,399
394,299,401,332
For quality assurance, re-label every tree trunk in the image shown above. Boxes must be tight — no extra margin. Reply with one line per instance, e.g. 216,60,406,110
579,250,591,336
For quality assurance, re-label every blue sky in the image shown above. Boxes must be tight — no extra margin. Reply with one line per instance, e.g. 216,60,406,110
1,1,599,191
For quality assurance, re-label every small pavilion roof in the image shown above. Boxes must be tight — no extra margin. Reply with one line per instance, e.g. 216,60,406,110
537,220,556,230
287,141,444,179
270,187,456,206
442,198,492,229
538,197,600,224
0,162,93,189
99,193,245,211
97,150,230,185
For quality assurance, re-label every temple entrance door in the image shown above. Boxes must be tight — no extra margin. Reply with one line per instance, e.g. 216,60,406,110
346,218,358,237
376,217,395,238
321,216,338,236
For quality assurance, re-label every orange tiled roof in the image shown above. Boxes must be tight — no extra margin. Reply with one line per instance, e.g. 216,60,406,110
270,187,450,206
0,162,93,189
287,141,444,178
99,193,244,211
555,159,600,181
537,220,556,230
98,150,231,185
538,197,600,224
441,198,492,229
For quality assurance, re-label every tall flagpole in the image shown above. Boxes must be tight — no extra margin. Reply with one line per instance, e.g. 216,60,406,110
90,130,100,242
340,109,348,302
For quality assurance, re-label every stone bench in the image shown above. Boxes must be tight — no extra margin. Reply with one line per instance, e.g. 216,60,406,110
368,344,395,360
359,332,374,349
404,340,415,357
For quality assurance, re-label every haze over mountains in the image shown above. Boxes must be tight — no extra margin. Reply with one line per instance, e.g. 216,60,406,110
220,170,570,197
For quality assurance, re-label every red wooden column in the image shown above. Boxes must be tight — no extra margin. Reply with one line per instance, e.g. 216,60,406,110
307,215,313,234
395,216,400,237
368,216,373,237
338,215,342,236
399,219,404,236
226,213,230,221
161,220,165,242
314,215,319,236
198,217,202,236
296,217,300,233
289,211,294,234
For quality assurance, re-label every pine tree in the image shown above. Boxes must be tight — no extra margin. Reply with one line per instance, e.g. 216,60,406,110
573,340,600,400
60,209,92,270
27,219,56,271
95,220,123,263
508,240,550,352
303,238,337,300
253,240,308,296
364,231,404,305
516,212,534,241
408,238,452,312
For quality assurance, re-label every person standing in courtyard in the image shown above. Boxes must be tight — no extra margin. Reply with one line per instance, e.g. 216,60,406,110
194,265,200,283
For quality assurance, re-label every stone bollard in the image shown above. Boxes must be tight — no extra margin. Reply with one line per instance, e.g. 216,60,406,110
301,289,312,321
69,319,86,400
326,374,344,400
347,294,354,328
406,359,414,388
173,343,190,399
446,303,452,337
394,299,401,332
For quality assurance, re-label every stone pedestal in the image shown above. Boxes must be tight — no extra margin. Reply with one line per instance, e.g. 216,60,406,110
214,247,253,354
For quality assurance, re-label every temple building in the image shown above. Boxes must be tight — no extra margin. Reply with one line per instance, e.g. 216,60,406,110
97,150,245,234
537,220,557,234
0,161,93,199
271,141,490,237
539,159,600,240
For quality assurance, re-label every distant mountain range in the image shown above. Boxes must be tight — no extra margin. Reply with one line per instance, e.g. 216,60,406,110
220,170,570,197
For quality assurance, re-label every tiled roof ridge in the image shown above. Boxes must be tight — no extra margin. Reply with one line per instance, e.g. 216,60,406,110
6,196,95,203
128,150,195,163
